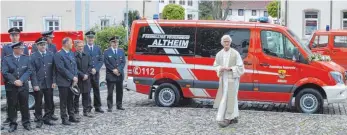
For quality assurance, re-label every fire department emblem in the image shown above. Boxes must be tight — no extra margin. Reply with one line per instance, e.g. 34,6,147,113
278,69,286,79
133,66,141,75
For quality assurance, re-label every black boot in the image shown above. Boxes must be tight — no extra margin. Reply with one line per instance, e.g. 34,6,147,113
62,119,71,125
117,106,125,110
95,108,104,113
36,121,43,128
43,120,55,125
23,124,32,131
69,117,80,123
51,114,59,121
8,125,17,133
83,112,94,118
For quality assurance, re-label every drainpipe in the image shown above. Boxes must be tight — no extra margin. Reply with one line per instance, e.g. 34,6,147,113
330,0,332,29
285,0,288,26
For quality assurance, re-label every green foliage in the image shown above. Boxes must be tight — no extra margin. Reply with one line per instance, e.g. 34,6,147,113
162,4,185,20
122,10,140,29
88,25,128,55
266,0,280,17
199,1,231,20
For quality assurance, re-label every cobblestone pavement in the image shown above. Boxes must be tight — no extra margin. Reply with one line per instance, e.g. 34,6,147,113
1,90,347,135
2,67,347,134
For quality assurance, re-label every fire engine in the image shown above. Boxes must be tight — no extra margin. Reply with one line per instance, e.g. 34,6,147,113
126,20,347,114
1,31,84,109
307,29,347,69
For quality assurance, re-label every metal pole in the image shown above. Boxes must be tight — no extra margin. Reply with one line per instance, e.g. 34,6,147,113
126,0,129,42
277,0,280,24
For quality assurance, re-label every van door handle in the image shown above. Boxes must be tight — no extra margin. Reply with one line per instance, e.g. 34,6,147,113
260,63,270,66
243,61,252,65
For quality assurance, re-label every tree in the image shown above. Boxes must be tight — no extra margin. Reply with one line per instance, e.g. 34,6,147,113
199,1,231,20
122,10,140,29
266,0,280,18
89,25,128,55
162,4,185,20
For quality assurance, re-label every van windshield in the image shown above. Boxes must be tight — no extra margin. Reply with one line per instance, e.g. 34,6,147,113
287,29,313,55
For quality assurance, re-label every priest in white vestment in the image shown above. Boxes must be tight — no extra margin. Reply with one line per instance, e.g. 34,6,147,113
213,35,245,128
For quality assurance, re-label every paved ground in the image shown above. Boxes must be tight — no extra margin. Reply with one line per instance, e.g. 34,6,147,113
2,67,347,134
1,90,347,135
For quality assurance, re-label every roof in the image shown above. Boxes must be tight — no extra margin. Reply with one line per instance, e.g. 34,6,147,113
223,0,271,10
134,20,287,30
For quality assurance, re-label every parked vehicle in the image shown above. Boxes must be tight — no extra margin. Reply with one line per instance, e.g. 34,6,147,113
307,29,347,69
126,20,347,114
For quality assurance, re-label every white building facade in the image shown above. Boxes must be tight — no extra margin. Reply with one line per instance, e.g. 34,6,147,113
281,0,347,41
223,1,274,23
1,0,159,33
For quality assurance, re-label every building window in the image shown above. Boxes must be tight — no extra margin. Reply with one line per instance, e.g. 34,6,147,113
188,0,193,6
101,19,110,30
238,9,244,16
179,0,185,5
343,12,347,30
304,11,319,36
264,11,268,17
43,16,61,31
252,10,256,16
187,14,193,20
8,17,24,31
160,0,164,3
228,9,232,15
169,0,175,4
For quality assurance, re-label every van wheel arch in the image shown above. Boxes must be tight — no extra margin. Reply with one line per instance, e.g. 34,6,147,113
152,78,183,97
293,83,326,99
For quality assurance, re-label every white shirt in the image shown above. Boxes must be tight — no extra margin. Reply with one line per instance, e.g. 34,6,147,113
40,51,47,56
112,47,118,54
62,48,69,53
88,44,93,51
13,53,20,58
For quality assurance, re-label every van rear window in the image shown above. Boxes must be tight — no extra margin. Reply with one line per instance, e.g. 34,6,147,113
334,36,347,48
136,26,196,56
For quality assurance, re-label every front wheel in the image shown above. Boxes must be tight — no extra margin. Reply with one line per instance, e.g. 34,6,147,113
154,83,181,107
295,88,323,114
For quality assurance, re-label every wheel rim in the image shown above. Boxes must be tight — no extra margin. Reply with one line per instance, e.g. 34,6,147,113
28,94,35,108
158,88,175,106
300,93,318,113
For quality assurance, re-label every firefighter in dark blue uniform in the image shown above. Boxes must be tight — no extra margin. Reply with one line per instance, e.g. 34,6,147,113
1,27,29,126
32,30,57,54
54,37,80,125
84,31,105,113
30,37,56,128
104,36,126,112
1,42,32,132
1,27,29,60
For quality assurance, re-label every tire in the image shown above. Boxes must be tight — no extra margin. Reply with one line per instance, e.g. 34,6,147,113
28,92,35,110
295,88,323,114
154,83,181,107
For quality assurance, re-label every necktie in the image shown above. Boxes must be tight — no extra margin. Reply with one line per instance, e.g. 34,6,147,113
16,57,19,62
114,49,117,55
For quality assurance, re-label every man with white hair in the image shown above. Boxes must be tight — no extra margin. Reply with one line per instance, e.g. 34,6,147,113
213,35,245,128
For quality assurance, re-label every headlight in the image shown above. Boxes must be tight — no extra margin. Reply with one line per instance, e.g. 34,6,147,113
330,71,344,84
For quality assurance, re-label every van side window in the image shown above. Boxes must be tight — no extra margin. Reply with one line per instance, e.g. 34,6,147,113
136,26,196,56
312,35,329,48
334,36,347,48
195,28,250,59
261,30,296,60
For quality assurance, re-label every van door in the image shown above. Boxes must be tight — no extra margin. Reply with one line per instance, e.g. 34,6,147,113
193,25,254,99
331,35,347,68
254,29,300,103
309,34,330,56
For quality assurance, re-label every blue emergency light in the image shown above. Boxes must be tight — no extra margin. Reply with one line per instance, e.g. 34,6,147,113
326,25,330,31
258,17,268,23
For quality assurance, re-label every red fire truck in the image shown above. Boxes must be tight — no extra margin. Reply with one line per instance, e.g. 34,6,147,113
126,20,347,114
1,31,84,109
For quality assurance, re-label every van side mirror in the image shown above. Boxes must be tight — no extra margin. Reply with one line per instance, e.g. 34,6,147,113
293,47,300,62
